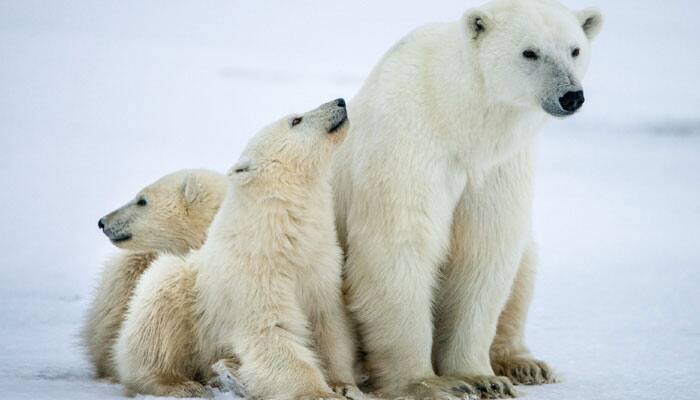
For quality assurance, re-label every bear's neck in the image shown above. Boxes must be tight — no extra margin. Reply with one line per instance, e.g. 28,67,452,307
207,180,333,260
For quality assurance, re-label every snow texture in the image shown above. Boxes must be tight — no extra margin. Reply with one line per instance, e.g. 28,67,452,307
0,1,698,399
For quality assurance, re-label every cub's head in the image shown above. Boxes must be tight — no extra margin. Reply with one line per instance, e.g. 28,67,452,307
229,98,348,195
463,0,603,116
98,169,227,254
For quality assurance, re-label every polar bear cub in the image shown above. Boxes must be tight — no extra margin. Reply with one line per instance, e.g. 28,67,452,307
82,169,227,380
114,99,357,398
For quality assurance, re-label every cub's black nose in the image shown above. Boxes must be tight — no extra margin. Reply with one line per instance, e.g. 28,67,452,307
559,90,585,112
335,98,346,108
98,218,105,229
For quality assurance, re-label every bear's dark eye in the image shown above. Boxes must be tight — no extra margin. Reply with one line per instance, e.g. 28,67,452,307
291,117,303,127
136,198,147,207
522,50,539,60
572,48,580,57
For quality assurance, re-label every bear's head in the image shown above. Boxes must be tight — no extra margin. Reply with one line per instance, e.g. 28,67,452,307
463,0,603,117
98,169,227,254
228,98,348,197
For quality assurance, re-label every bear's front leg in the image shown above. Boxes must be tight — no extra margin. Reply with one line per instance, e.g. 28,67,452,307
82,251,156,381
433,152,536,399
235,279,336,399
490,242,557,385
113,258,205,397
305,264,360,395
342,164,476,399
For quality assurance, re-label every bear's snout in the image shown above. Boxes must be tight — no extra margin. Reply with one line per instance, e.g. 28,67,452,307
559,90,585,113
98,213,132,243
328,99,348,134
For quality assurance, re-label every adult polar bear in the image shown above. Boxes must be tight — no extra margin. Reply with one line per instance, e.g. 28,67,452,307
333,0,602,398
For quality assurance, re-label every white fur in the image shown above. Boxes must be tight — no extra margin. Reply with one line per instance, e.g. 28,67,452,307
81,169,227,380
333,0,602,397
114,100,358,398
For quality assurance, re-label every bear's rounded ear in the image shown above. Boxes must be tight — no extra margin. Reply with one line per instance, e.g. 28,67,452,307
463,9,491,40
575,8,604,40
228,155,256,183
182,174,203,204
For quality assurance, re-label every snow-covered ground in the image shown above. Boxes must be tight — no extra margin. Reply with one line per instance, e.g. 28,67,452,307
1,1,698,399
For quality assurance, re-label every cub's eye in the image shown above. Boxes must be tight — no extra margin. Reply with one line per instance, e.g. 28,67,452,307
136,198,147,207
291,117,303,127
522,50,538,60
572,48,580,57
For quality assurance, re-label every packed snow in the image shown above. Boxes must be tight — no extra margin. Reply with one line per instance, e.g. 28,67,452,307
0,1,698,399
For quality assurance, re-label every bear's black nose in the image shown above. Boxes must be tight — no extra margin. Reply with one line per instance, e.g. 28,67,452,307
335,98,346,108
98,218,105,229
559,90,585,112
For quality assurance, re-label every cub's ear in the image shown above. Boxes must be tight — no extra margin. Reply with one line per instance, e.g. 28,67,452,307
463,9,492,40
575,8,603,40
228,155,256,183
182,174,203,204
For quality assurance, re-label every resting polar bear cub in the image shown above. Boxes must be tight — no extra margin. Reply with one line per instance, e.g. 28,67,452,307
333,0,602,398
114,99,357,398
82,169,227,380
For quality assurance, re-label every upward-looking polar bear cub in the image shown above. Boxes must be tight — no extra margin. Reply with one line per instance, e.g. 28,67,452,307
114,99,357,399
82,169,227,380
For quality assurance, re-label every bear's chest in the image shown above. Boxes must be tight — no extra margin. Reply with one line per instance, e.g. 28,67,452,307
447,111,541,174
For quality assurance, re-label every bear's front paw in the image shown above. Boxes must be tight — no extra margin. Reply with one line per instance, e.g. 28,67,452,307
491,356,557,386
406,376,479,400
457,375,518,399
330,383,365,399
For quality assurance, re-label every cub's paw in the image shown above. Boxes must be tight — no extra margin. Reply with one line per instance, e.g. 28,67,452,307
491,356,557,385
458,375,517,399
331,383,366,399
407,376,479,400
209,358,247,396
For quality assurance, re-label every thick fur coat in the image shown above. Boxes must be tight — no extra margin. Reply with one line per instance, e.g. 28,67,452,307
82,169,227,380
332,0,602,398
113,100,359,399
